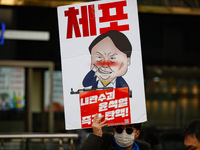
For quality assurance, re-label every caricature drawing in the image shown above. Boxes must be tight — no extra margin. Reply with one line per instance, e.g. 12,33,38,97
82,30,132,91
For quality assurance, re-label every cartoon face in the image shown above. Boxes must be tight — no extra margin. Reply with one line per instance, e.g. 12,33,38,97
91,37,130,84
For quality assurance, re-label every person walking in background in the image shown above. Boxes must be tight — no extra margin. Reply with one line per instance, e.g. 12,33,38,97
182,118,200,150
81,114,151,150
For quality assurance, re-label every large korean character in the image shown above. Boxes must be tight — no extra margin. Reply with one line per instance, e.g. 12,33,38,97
64,4,97,39
98,0,129,33
106,90,115,100
115,108,126,117
99,102,108,112
105,110,115,120
108,100,118,109
118,97,128,107
82,115,92,125
98,93,107,102
90,95,98,104
80,97,89,106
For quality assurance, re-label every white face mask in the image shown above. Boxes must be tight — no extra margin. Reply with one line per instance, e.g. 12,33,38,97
114,130,136,148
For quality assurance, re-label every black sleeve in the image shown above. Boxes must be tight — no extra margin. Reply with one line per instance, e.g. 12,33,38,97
135,139,151,150
80,134,104,150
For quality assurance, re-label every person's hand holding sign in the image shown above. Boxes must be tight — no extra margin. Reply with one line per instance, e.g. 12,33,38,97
92,114,107,137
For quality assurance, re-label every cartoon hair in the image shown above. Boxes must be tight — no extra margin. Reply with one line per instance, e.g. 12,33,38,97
89,30,132,58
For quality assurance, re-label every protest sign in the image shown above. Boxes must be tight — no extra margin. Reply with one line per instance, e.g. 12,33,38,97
80,87,131,128
57,0,147,129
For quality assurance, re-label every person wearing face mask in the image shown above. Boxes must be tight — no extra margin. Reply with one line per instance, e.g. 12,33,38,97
80,114,151,150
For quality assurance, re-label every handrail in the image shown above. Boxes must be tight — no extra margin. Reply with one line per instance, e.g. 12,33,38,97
0,133,78,139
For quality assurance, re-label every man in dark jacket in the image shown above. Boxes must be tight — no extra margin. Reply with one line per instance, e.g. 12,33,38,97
182,118,200,150
81,114,151,150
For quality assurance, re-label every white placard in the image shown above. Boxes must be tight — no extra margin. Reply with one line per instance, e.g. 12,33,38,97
57,0,147,130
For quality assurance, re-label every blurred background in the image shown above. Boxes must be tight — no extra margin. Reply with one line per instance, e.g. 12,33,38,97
0,0,200,149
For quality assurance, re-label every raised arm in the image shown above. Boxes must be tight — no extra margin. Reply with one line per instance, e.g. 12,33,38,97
92,114,107,137
80,114,107,150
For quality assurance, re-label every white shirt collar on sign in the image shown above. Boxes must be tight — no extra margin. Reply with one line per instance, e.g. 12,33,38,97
96,77,116,88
